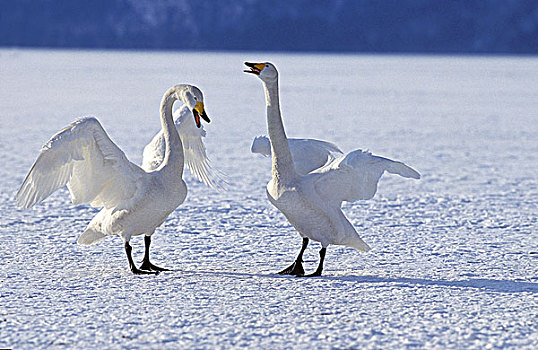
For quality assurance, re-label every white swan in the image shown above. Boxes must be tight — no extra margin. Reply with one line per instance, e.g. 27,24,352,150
143,104,225,190
245,62,420,277
16,84,210,275
251,135,342,175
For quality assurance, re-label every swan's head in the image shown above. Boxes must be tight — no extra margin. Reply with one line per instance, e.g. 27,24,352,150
244,62,278,82
175,85,210,128
251,135,271,156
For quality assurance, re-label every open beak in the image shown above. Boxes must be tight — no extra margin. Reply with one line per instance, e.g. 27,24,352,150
192,101,210,128
244,62,265,75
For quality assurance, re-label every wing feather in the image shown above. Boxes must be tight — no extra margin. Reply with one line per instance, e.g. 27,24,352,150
251,136,343,174
290,138,342,155
142,105,226,190
16,117,145,209
313,149,420,204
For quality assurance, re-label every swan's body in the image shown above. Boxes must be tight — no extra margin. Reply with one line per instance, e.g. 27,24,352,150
245,62,420,276
143,104,225,190
251,135,342,174
16,84,210,274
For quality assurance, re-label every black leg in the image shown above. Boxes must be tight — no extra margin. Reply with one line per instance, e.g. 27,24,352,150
278,237,309,275
125,241,157,275
302,247,326,277
139,235,170,272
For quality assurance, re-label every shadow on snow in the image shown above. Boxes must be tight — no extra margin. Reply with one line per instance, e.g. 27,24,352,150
178,270,538,294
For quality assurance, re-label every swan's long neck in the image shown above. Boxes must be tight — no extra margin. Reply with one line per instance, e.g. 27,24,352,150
263,79,296,179
159,89,184,176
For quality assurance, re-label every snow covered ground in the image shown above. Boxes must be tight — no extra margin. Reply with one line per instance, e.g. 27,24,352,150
0,49,537,349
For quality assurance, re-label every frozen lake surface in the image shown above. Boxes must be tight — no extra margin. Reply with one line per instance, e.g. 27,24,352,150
0,49,537,349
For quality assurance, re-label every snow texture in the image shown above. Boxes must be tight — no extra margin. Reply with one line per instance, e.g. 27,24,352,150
0,49,537,349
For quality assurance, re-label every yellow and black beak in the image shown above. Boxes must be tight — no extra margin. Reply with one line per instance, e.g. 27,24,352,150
192,101,210,128
244,62,266,75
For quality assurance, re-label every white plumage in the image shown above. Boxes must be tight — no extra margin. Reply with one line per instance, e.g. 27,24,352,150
143,104,226,190
17,117,145,211
251,135,342,174
16,84,211,274
245,62,420,276
311,149,420,204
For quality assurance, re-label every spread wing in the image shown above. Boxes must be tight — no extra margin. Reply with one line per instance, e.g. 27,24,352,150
312,149,420,205
16,117,146,209
288,138,343,174
251,136,343,174
142,104,226,190
289,138,342,155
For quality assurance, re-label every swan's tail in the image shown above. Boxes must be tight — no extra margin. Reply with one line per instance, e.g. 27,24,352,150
347,236,372,252
77,228,106,245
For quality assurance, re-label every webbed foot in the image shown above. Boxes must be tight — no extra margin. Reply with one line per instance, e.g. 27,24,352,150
278,260,305,276
139,260,171,272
